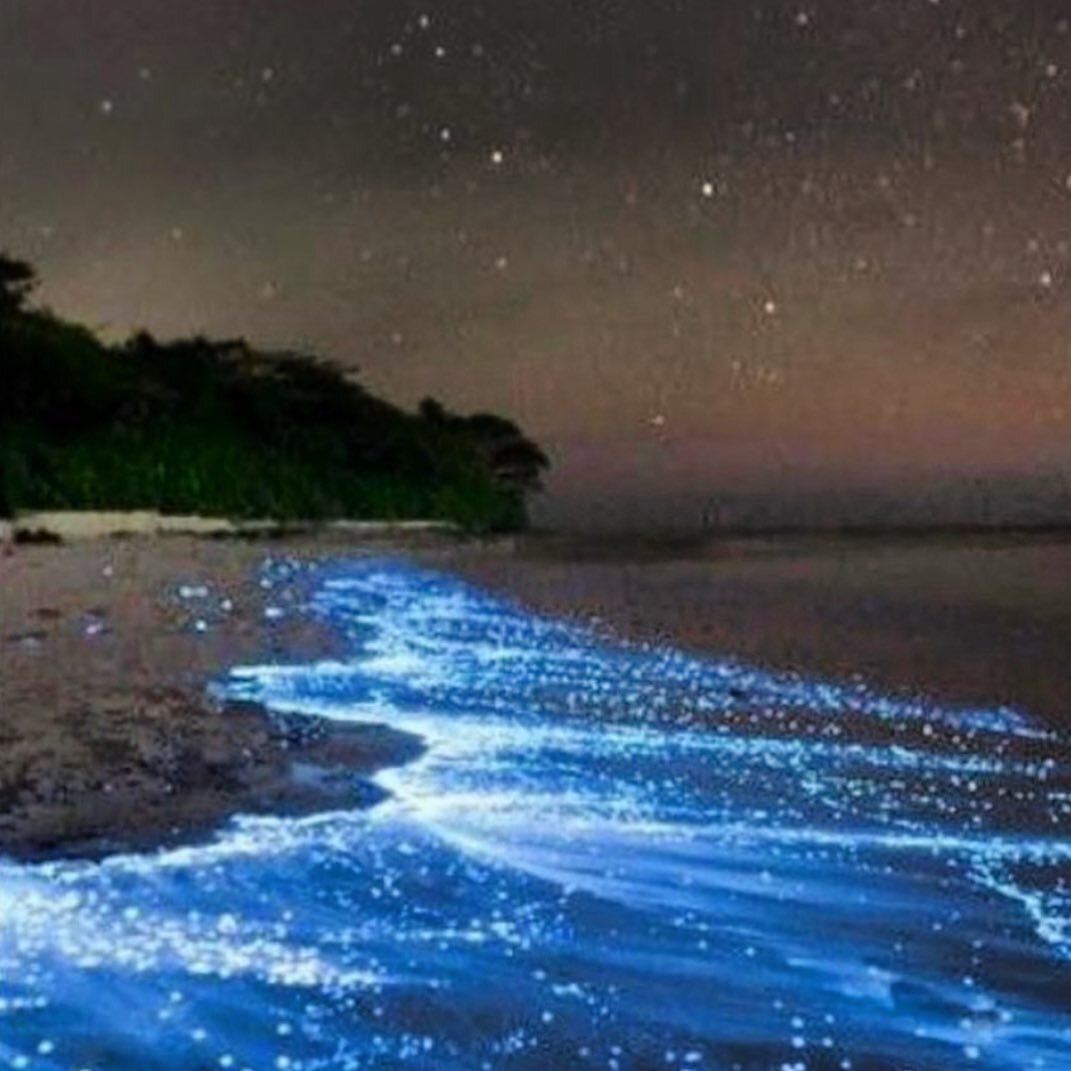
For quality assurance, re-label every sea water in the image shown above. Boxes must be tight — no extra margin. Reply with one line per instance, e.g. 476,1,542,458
1,558,1068,1070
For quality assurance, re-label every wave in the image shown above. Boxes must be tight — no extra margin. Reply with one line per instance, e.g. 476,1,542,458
1,557,1068,1070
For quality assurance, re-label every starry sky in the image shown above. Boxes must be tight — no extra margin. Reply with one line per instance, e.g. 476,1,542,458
2,1,1070,529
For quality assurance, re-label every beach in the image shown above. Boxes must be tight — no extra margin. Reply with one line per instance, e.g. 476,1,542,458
1,532,1069,1069
3,530,1070,861
0,535,425,860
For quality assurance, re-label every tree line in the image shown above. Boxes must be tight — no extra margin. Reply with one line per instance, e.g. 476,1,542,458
0,253,548,530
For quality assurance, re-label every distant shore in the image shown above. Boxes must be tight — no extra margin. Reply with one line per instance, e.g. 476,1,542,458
0,510,463,545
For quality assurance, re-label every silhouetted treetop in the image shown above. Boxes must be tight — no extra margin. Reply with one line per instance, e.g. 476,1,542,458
0,253,36,314
0,252,548,529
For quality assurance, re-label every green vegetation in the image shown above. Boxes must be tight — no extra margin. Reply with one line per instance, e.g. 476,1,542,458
0,254,548,530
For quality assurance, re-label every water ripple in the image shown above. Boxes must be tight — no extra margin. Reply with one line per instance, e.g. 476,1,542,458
1,557,1069,1070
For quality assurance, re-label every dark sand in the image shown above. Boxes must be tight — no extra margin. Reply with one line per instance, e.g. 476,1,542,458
0,536,425,862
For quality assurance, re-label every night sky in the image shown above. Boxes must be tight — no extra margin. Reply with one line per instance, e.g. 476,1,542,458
3,1,1070,528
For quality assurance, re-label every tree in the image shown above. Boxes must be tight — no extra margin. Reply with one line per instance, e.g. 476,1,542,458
456,412,550,493
417,401,550,493
0,252,549,529
418,397,448,424
0,254,36,315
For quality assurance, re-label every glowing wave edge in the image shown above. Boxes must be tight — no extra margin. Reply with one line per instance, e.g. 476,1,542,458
1,557,1069,1070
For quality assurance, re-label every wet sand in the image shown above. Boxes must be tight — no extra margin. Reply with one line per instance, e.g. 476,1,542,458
0,536,426,861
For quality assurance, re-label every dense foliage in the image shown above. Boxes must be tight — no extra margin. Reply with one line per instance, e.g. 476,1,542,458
0,254,548,530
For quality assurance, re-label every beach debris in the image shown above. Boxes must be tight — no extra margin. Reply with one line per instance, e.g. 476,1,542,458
6,630,47,648
13,527,62,545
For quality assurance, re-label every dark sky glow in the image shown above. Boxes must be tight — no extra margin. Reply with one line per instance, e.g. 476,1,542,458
3,1,1070,526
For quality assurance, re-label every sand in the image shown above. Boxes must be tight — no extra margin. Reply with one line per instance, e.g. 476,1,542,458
0,535,425,861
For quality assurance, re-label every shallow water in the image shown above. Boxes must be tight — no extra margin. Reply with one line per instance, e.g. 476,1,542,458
1,557,1069,1070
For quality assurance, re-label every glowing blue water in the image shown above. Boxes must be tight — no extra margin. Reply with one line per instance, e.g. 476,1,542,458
2,558,1070,1070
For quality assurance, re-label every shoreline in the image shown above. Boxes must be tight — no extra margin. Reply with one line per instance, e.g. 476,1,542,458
0,536,436,863
443,531,1071,734
3,696,425,864
4,528,1069,861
